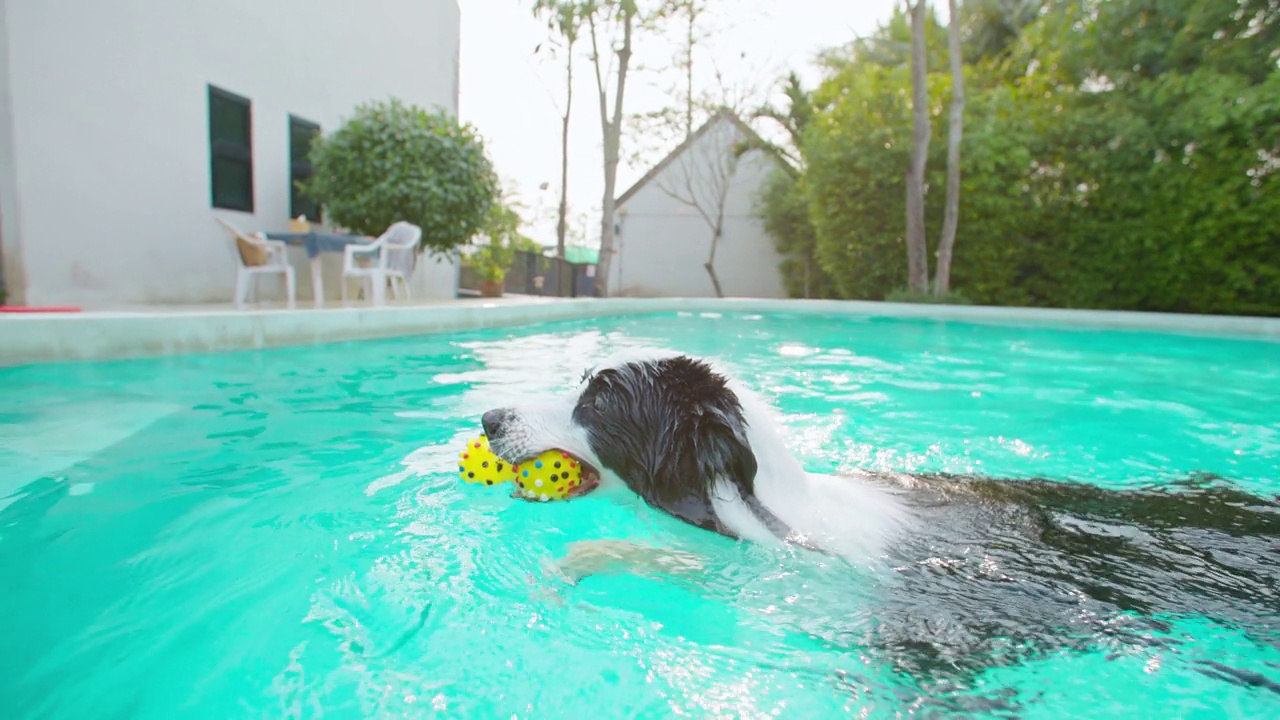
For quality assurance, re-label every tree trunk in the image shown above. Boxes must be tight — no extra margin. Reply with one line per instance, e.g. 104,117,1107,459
934,0,965,296
704,239,725,298
598,134,620,296
556,48,573,259
704,260,725,298
684,3,695,138
705,215,725,298
592,10,633,298
905,0,931,294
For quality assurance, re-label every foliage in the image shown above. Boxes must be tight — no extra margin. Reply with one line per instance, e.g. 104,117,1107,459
302,98,500,256
748,71,815,169
747,73,840,299
959,0,1043,63
470,199,539,283
819,5,950,72
805,63,951,300
777,0,1280,316
886,287,972,305
756,169,837,299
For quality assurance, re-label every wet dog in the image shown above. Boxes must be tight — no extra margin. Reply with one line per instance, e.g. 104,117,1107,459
480,349,1280,695
482,348,910,562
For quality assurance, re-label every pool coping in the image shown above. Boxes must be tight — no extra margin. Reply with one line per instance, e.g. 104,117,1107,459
3,297,1278,367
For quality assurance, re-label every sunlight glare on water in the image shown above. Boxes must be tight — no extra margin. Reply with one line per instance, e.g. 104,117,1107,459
1,311,1278,719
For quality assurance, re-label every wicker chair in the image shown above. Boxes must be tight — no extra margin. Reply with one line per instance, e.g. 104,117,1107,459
216,218,296,309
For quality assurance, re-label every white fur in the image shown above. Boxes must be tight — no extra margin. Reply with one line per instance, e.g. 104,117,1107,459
495,348,913,564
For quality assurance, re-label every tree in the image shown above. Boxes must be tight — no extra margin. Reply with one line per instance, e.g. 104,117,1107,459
533,2,584,260
653,110,748,297
960,0,1043,62
583,0,642,297
633,5,767,300
904,0,932,293
751,71,814,169
470,194,540,292
750,72,839,299
932,0,965,295
806,62,932,301
799,0,1280,315
671,0,710,138
302,98,499,255
757,169,838,299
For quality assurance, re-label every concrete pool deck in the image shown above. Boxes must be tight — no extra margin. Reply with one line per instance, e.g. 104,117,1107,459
3,296,1279,367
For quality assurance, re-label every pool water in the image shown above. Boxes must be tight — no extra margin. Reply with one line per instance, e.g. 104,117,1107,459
1,311,1278,718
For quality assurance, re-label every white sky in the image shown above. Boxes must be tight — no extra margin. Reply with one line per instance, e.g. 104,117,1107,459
458,0,901,248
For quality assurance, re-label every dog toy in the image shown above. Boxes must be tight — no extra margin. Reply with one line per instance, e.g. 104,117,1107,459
457,435,518,487
456,436,584,501
512,451,584,502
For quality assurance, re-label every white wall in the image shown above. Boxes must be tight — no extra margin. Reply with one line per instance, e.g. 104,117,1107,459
611,116,788,299
1,0,461,308
0,0,24,304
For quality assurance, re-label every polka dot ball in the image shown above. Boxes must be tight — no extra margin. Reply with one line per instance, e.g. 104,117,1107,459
456,435,517,486
513,451,583,502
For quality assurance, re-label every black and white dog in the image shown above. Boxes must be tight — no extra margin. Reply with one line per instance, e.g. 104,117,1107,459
482,348,911,565
480,348,1280,686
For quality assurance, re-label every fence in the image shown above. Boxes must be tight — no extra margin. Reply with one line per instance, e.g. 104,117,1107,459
458,249,597,298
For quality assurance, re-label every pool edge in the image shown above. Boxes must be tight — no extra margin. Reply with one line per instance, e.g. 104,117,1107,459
3,297,1279,367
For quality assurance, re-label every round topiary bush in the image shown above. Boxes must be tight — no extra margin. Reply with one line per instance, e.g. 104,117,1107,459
301,98,500,256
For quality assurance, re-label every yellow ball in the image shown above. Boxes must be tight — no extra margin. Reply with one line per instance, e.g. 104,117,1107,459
512,450,584,502
457,435,518,487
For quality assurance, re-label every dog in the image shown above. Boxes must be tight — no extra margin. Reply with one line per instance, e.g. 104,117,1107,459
479,348,1280,692
481,347,912,566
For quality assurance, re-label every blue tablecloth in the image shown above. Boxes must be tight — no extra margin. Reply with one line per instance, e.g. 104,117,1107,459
264,231,369,259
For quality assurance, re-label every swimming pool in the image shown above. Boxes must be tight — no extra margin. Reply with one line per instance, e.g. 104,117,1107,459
1,310,1277,718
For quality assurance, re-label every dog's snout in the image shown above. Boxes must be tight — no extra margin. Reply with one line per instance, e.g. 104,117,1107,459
481,408,514,438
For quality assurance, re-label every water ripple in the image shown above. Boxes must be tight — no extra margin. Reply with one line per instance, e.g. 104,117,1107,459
1,312,1278,718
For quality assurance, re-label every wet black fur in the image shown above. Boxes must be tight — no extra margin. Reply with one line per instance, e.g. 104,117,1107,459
572,356,762,536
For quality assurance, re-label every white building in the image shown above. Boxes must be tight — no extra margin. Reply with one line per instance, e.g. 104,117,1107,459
0,0,462,309
609,111,789,299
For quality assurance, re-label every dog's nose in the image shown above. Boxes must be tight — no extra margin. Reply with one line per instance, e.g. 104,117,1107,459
481,408,513,438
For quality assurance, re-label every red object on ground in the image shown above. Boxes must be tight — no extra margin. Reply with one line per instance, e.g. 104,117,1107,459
0,305,82,313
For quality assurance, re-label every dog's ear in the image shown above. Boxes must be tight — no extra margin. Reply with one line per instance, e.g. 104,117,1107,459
693,402,758,501
623,396,757,537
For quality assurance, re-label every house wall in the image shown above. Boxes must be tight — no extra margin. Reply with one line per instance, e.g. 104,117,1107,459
611,117,788,300
0,1,24,304
0,0,461,308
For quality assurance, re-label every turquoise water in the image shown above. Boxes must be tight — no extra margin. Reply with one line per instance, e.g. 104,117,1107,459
1,311,1278,718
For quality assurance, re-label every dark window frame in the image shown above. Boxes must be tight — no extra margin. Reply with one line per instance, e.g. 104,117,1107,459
208,85,254,212
288,115,322,222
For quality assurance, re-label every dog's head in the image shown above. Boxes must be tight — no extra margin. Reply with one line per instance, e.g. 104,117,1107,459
482,351,758,531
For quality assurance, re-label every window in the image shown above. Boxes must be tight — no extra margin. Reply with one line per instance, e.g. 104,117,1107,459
289,115,321,222
208,85,253,212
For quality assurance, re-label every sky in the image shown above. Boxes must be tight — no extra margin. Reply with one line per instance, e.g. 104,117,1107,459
458,0,902,249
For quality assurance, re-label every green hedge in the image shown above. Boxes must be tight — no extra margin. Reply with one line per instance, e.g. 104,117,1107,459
762,0,1280,316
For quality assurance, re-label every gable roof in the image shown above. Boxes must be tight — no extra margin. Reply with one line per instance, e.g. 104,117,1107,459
614,109,793,208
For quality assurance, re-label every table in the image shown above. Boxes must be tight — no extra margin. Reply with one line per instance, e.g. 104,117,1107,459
264,230,370,307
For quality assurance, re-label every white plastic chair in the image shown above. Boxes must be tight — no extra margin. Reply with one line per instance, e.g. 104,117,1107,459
341,221,422,305
216,218,296,310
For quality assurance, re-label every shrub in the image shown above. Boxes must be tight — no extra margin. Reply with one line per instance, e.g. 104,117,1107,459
755,168,839,299
302,98,500,256
885,287,972,305
470,199,535,283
